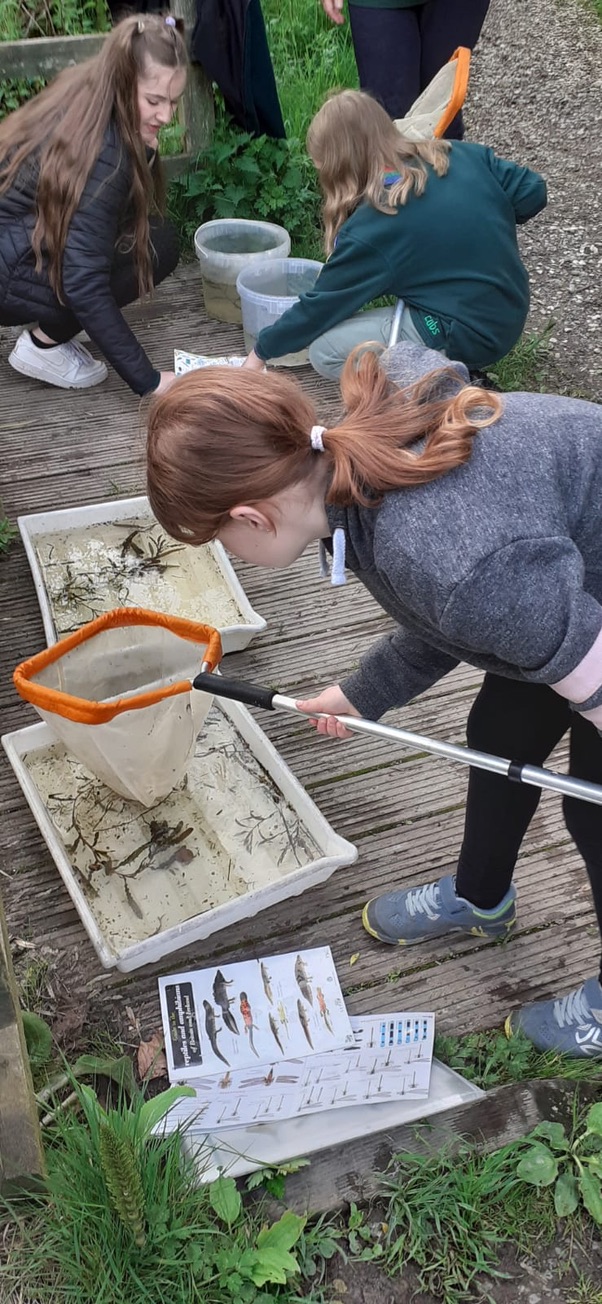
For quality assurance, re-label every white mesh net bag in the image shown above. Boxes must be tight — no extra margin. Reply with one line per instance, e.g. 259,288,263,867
14,608,223,807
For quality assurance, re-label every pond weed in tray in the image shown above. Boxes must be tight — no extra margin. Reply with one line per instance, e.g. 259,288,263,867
2,699,357,971
18,496,266,653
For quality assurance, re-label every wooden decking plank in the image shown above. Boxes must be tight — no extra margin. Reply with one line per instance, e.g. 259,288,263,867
6,831,593,1003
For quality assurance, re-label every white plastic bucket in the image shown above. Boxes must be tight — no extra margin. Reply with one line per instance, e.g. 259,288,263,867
194,219,291,324
236,258,324,366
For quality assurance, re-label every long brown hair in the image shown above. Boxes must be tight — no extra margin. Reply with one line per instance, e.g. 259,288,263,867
146,353,502,546
307,90,450,254
0,14,187,298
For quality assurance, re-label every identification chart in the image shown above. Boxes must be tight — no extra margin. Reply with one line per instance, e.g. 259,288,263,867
159,947,355,1081
174,349,245,374
161,1011,435,1132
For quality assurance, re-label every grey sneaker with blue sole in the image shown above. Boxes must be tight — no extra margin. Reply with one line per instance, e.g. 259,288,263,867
362,873,517,946
506,977,602,1058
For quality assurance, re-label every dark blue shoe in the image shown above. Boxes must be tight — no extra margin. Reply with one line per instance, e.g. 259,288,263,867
506,977,602,1058
362,873,517,946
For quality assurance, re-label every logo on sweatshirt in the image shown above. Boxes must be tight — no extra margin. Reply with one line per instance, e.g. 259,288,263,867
424,314,442,337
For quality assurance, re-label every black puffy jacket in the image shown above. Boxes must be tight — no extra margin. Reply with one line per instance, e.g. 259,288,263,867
0,121,159,394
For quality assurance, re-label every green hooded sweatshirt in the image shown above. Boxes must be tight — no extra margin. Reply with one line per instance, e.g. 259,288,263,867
254,141,546,370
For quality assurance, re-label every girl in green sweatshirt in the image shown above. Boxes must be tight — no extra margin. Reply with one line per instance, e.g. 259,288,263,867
243,89,547,380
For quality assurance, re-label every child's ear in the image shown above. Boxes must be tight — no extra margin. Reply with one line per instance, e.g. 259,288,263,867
229,505,273,533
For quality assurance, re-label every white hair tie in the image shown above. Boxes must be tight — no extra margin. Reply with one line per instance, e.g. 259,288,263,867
310,425,327,452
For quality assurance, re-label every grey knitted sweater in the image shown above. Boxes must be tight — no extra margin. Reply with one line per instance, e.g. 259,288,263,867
325,344,602,725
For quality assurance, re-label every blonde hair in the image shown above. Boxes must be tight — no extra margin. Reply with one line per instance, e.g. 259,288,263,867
146,352,502,547
307,89,450,254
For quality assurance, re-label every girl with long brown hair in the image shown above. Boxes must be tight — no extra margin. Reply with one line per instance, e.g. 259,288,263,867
0,13,186,394
147,341,602,1059
243,88,547,382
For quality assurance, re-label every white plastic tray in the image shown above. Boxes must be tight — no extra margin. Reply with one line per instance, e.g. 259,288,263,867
181,1059,484,1183
18,495,266,654
2,702,357,972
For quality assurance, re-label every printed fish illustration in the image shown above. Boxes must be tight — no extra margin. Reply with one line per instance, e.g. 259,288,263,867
260,961,274,1004
316,986,334,1034
269,1012,284,1054
297,998,314,1048
213,969,239,1035
240,992,260,1058
277,999,289,1031
202,1000,229,1066
294,954,313,1006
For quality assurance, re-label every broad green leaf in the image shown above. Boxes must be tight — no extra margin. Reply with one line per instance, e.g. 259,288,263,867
579,1170,602,1224
138,1084,195,1137
73,1053,137,1097
517,1143,558,1187
530,1121,569,1150
249,1246,299,1286
585,1102,602,1137
586,1155,602,1176
209,1175,242,1226
256,1209,306,1253
554,1172,579,1217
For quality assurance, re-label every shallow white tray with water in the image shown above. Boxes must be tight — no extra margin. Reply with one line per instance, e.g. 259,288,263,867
2,702,357,972
18,495,266,653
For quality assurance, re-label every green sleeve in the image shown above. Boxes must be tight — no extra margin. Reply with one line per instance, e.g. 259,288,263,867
254,226,393,362
485,149,547,224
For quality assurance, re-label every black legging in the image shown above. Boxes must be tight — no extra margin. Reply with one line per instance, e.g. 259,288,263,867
0,215,179,342
348,0,490,137
455,675,602,975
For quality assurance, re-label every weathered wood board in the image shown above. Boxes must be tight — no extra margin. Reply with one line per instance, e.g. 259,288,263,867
0,892,44,1193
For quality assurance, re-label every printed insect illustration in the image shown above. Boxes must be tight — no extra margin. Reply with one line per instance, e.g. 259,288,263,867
239,992,260,1058
297,998,314,1049
276,1000,289,1032
202,1000,229,1066
241,1067,275,1088
316,986,334,1034
268,1013,284,1054
213,970,239,1034
260,962,274,1004
294,954,313,1006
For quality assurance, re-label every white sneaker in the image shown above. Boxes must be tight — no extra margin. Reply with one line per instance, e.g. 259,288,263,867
8,331,108,389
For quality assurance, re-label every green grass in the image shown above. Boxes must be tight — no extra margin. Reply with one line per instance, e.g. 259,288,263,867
0,0,111,119
0,512,16,554
435,1026,602,1091
568,1275,602,1303
262,0,357,141
0,1081,339,1303
0,0,109,40
379,1141,557,1304
485,324,554,392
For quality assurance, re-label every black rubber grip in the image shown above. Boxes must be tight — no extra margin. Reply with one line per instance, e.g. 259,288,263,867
192,671,277,711
507,761,524,783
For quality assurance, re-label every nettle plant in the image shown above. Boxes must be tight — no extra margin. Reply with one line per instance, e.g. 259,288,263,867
168,109,322,259
516,1103,602,1223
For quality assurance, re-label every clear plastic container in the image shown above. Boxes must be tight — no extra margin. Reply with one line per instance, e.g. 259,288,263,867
194,219,291,324
236,258,324,366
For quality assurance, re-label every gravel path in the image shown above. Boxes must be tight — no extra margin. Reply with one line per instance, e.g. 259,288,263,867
467,0,602,400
